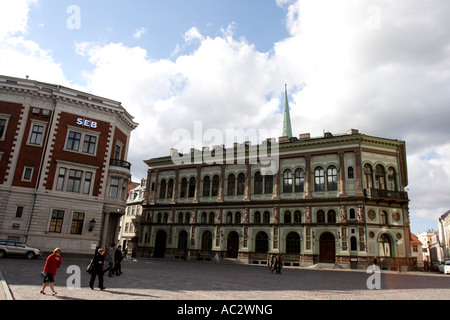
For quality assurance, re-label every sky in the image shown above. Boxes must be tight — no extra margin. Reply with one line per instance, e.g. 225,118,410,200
1,0,450,234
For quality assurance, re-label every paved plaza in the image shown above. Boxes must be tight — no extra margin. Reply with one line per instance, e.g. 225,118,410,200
1,255,450,301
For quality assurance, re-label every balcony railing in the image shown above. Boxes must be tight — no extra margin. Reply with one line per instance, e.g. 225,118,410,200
109,159,132,170
364,188,408,200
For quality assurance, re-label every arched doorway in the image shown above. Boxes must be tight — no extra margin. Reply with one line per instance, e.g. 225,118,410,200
227,231,239,258
154,230,167,258
319,232,335,263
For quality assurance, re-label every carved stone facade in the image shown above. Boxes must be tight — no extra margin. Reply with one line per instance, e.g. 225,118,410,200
139,129,411,270
0,75,137,254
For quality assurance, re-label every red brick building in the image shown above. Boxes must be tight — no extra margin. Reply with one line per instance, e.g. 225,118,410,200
0,75,138,254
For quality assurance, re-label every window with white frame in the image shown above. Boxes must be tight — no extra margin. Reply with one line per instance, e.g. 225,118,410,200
64,126,100,156
54,162,96,195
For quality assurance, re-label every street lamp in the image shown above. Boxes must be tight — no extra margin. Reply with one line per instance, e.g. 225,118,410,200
89,219,96,232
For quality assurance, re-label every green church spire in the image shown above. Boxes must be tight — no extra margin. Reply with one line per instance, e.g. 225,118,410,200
282,84,293,138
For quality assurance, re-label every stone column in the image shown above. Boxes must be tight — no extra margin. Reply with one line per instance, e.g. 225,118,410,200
339,151,347,197
305,155,312,198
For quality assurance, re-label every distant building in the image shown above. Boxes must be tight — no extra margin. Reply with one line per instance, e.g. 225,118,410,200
409,233,423,269
417,230,442,269
138,87,412,270
438,209,450,259
119,179,145,255
0,75,138,254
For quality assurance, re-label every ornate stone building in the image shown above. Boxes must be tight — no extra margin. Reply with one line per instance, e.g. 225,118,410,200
0,75,138,254
139,89,411,270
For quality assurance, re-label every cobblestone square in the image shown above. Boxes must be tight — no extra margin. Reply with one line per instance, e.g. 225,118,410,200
1,256,450,302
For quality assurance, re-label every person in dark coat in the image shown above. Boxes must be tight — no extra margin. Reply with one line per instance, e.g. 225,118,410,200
89,248,106,290
113,245,124,275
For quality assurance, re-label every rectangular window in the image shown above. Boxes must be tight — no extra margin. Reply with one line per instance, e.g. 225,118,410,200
82,135,97,154
66,131,81,151
83,172,93,194
49,209,65,233
70,212,85,235
114,145,121,160
0,119,6,140
15,206,24,218
67,169,83,192
22,167,33,181
30,125,44,145
109,178,119,198
56,168,66,190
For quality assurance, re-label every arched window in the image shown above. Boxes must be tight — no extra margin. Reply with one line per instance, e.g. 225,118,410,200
286,232,301,254
380,210,389,225
348,166,354,179
363,164,373,189
254,171,263,194
350,236,357,251
185,212,191,224
294,168,305,192
163,212,168,223
254,211,261,224
226,212,233,224
317,210,325,223
201,231,213,251
294,210,302,223
178,212,183,224
327,166,338,191
284,211,292,224
387,167,397,191
227,174,235,196
264,174,273,194
327,210,336,223
178,230,188,250
203,176,211,197
188,177,196,198
167,179,174,198
263,211,270,224
235,212,241,224
156,212,161,223
237,173,246,196
349,208,356,220
159,179,167,199
255,232,269,253
180,178,188,198
375,165,386,190
314,167,325,191
211,175,220,197
379,234,392,257
208,212,215,224
201,212,207,224
283,169,293,193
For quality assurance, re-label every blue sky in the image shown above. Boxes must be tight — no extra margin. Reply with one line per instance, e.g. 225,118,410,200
2,0,450,234
26,0,288,85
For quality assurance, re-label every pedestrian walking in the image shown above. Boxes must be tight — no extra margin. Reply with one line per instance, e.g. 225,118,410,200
106,243,116,277
271,255,278,274
215,253,220,264
269,254,276,272
276,255,283,274
40,248,62,295
113,245,124,275
89,247,107,290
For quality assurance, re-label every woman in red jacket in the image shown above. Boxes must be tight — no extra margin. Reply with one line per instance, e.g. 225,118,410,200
40,248,62,295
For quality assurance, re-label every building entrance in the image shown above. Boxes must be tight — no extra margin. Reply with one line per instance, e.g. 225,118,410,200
154,230,167,258
227,231,239,258
319,232,336,263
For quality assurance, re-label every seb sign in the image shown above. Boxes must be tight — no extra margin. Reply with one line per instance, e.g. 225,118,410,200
76,118,98,129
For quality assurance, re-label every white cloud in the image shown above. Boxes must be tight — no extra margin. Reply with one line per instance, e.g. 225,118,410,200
133,27,148,39
3,0,450,231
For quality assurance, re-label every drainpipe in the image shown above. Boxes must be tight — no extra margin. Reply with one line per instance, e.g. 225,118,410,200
24,97,57,243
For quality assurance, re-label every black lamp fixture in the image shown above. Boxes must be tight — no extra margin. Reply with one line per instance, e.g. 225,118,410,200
89,218,96,232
